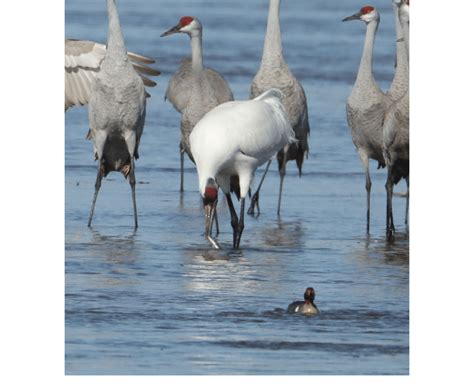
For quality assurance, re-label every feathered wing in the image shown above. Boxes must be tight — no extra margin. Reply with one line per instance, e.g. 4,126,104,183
165,58,234,113
65,39,160,110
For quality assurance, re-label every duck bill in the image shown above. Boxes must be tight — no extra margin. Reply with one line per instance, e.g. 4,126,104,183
342,12,362,22
161,24,182,37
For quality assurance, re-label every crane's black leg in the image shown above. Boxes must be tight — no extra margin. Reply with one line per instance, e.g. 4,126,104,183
365,167,372,235
405,176,409,226
247,160,272,216
235,197,246,249
88,161,104,227
128,158,138,229
226,193,240,249
179,142,185,193
277,154,288,216
385,167,395,242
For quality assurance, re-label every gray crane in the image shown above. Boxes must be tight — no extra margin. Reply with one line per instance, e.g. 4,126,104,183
383,0,409,241
84,0,150,228
161,16,234,192
246,0,310,216
65,39,160,111
343,5,391,234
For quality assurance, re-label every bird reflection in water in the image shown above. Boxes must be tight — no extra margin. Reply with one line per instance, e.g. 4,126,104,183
260,219,304,249
355,231,409,266
90,229,140,265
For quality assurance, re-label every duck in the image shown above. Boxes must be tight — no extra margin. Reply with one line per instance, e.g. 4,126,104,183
287,287,320,315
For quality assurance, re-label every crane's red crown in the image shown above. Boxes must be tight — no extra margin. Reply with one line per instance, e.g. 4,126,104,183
180,16,194,27
360,6,375,14
204,186,218,202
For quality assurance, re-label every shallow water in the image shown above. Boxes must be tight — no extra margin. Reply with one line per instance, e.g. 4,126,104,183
65,0,409,375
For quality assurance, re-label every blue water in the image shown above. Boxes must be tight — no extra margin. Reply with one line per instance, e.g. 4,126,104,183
65,0,409,375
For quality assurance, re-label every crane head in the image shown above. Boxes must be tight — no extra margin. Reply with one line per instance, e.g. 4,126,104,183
161,16,202,38
342,6,379,24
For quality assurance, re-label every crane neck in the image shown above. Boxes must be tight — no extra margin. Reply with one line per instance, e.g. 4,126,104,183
388,3,409,97
190,32,204,73
354,19,379,88
400,17,409,60
105,0,128,62
261,0,285,67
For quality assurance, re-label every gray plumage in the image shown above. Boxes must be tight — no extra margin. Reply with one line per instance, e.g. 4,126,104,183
247,0,310,216
86,0,148,228
344,6,392,233
387,1,409,102
65,39,160,111
162,17,234,192
383,1,409,240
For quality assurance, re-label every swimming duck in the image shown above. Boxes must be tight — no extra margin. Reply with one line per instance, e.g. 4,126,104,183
287,287,320,315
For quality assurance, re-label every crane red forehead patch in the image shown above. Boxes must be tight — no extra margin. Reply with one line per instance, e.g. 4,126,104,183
204,186,218,201
179,16,194,26
360,6,375,14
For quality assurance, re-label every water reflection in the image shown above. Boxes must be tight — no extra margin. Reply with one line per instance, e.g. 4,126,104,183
259,219,305,249
354,230,409,267
89,228,140,265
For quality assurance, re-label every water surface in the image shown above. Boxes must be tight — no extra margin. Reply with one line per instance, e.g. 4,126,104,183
65,0,409,375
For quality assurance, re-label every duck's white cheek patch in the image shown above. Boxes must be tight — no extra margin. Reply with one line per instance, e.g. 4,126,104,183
295,306,299,312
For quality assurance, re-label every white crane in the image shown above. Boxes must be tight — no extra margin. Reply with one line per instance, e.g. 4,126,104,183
84,0,149,228
383,0,409,241
161,16,234,192
246,0,310,216
343,5,391,234
65,39,160,111
190,89,295,249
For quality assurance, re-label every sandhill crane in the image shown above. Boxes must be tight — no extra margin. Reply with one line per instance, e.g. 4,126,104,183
84,0,150,228
190,89,295,249
161,16,234,192
65,39,160,111
383,0,409,241
246,0,310,216
343,5,391,234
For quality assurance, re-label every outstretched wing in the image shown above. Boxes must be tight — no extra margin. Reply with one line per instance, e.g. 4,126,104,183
65,39,160,110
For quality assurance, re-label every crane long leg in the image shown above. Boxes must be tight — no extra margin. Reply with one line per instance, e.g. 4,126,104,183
247,160,272,216
385,167,395,242
405,176,409,225
277,153,288,216
128,158,138,229
179,142,184,193
226,193,245,249
359,152,371,234
235,197,246,249
88,162,104,228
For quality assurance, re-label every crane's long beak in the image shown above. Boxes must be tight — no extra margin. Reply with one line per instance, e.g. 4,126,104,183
204,199,221,249
342,12,362,22
161,24,182,37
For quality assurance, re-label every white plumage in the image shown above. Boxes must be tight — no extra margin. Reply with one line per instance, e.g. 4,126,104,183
190,88,295,249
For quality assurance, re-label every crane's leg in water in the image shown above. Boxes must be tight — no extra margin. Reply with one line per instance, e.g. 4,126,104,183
128,158,138,229
226,193,244,249
235,197,246,249
277,149,289,216
405,176,409,226
179,142,185,193
358,151,371,234
247,160,272,216
385,167,395,242
211,209,219,236
88,161,104,228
